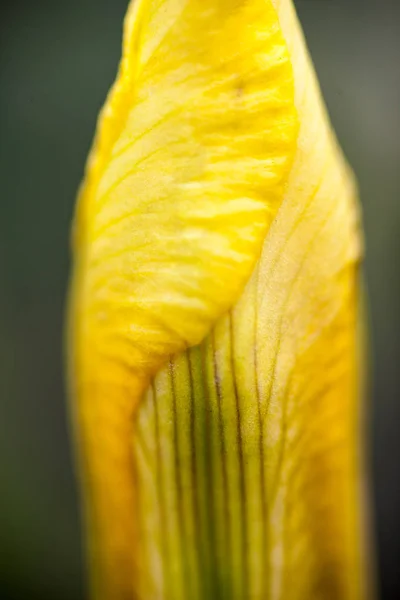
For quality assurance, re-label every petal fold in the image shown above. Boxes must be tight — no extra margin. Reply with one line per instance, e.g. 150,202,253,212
68,1,369,600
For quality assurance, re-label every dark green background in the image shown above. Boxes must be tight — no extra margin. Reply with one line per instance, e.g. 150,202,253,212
1,0,399,598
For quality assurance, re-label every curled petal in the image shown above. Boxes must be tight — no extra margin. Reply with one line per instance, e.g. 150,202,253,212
68,1,370,599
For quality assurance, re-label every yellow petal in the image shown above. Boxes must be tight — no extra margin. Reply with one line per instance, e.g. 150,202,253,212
73,0,298,381
68,1,370,599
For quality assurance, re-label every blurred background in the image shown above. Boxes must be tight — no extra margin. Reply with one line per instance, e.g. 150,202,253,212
0,0,399,598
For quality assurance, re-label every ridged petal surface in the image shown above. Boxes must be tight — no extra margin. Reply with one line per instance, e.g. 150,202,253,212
68,1,369,599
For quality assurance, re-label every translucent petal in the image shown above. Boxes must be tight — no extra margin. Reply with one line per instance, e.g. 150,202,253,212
68,1,369,599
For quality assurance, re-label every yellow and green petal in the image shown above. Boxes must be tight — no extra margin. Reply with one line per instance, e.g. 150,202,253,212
68,1,371,599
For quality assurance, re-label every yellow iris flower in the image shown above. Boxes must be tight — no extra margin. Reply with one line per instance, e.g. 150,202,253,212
68,1,371,598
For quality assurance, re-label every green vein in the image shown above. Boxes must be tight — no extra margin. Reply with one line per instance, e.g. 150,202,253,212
212,330,231,598
152,381,169,599
229,311,248,599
